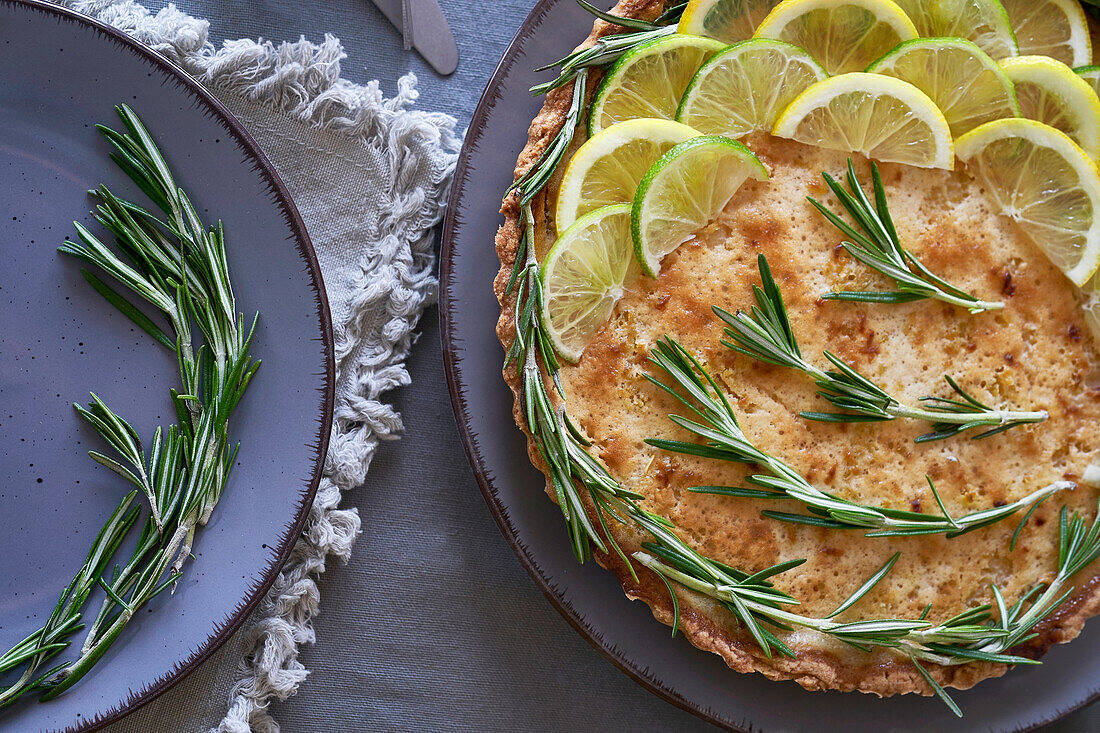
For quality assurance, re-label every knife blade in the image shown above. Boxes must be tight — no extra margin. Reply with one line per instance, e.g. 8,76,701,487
400,0,412,50
370,0,459,76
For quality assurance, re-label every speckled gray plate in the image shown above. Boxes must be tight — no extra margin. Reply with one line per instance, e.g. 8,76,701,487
0,2,333,731
439,1,1100,730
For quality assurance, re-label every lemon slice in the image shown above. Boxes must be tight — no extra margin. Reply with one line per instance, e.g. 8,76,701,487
955,118,1100,286
753,0,918,74
1000,0,1091,67
1075,65,1100,98
676,39,828,137
588,34,725,136
678,0,783,43
772,72,954,168
1080,276,1100,344
999,55,1100,160
867,38,1019,138
555,119,699,235
632,136,768,277
891,0,1018,59
540,204,637,361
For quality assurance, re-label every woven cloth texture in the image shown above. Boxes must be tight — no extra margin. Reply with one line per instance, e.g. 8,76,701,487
47,2,461,730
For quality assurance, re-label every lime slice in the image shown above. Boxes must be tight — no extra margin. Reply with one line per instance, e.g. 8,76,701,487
999,55,1100,160
588,34,725,136
632,136,768,277
678,0,783,43
1000,0,1091,67
773,72,955,168
955,118,1100,286
867,38,1019,138
556,118,699,235
753,0,919,74
540,204,637,361
676,39,828,137
891,0,1018,59
1075,65,1100,98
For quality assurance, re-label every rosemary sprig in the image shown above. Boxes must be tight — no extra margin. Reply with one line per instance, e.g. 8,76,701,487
718,254,1047,442
0,105,258,705
636,498,1100,715
505,68,644,567
644,336,1071,536
529,1,683,95
501,2,699,565
0,491,139,708
810,160,1004,313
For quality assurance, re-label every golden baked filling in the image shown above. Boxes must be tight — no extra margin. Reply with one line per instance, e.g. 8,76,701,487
494,0,1100,712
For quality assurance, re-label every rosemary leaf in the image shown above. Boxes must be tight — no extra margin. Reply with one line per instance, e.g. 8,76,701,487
80,269,174,348
911,654,963,718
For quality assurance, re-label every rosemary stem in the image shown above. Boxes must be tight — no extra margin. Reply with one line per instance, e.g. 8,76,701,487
889,404,1048,426
0,669,35,708
44,608,133,699
75,520,187,660
651,335,1071,535
949,296,1004,313
635,497,1100,676
990,574,1068,650
170,523,198,579
800,363,1047,431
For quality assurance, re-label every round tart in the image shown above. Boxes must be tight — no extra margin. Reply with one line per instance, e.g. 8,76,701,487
494,0,1100,702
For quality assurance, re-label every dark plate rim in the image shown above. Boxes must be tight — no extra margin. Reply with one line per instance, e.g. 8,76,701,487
4,2,336,731
437,1,1100,731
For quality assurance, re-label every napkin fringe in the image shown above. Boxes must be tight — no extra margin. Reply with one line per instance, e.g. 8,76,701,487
53,3,460,731
64,1,462,146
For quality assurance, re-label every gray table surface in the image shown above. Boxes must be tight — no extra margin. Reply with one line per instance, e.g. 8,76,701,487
136,1,1100,729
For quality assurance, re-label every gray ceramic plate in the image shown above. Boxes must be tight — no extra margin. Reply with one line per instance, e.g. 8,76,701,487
0,2,333,731
440,1,1100,730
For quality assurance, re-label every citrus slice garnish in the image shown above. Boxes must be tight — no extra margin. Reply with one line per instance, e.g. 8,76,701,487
555,118,699,234
772,72,955,168
1074,64,1100,98
999,55,1100,160
867,37,1019,138
587,34,725,136
955,117,1100,286
540,204,637,361
678,0,783,43
999,0,1091,67
753,0,918,74
1079,274,1100,344
890,0,1018,59
676,39,828,137
632,136,768,277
